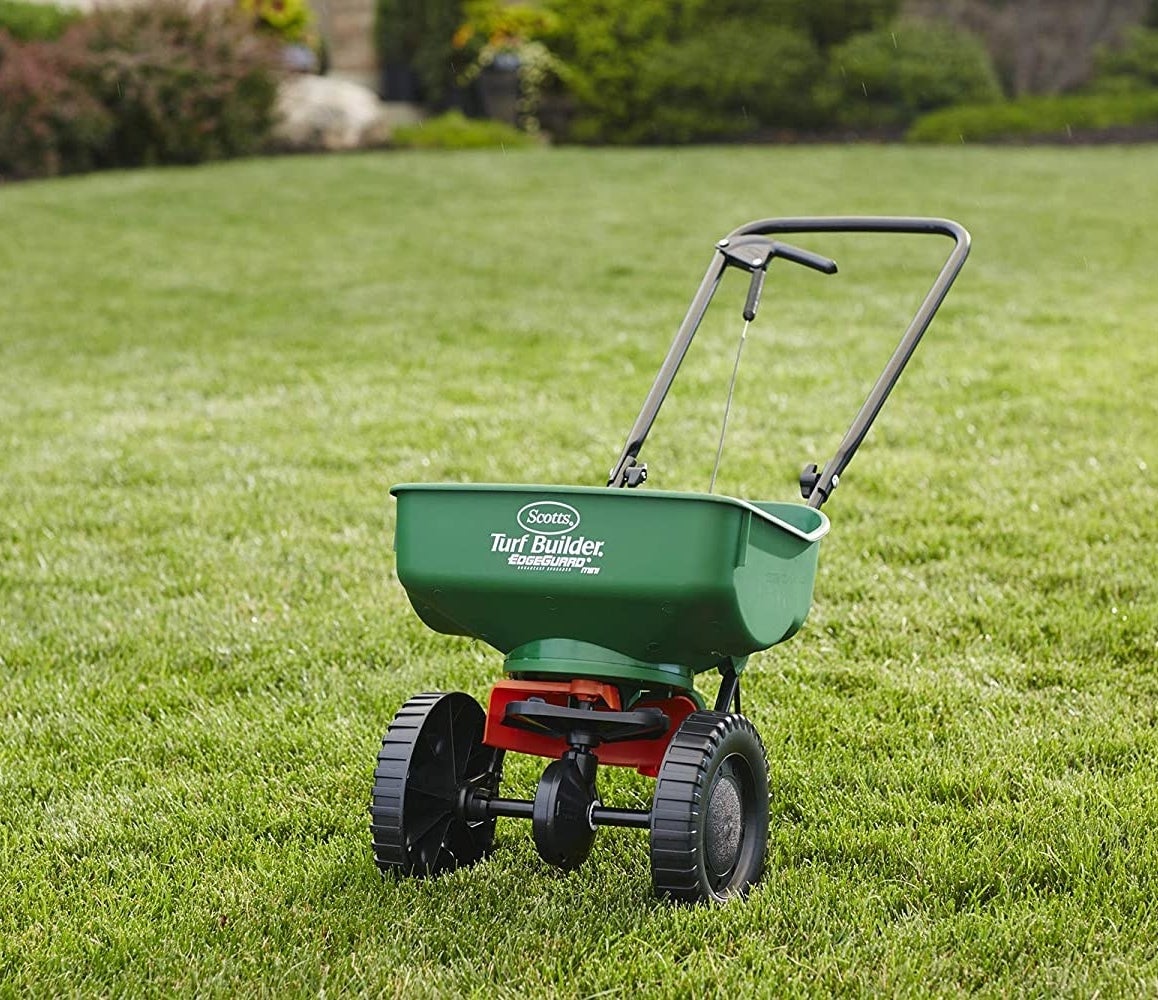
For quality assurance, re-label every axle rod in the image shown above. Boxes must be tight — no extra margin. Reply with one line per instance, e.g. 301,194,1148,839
591,805,651,829
478,795,650,829
480,796,534,820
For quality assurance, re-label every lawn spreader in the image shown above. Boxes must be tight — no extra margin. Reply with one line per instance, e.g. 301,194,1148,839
372,216,970,903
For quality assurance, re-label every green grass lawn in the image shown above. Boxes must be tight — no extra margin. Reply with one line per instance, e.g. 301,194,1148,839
2,144,1157,997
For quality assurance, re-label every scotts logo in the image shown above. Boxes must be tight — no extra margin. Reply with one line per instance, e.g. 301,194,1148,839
492,499,604,574
516,500,580,536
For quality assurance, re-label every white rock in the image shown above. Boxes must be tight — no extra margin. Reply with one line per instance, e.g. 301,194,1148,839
272,74,391,152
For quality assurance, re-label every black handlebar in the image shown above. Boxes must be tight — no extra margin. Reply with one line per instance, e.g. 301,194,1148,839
718,234,838,278
769,240,838,275
607,216,971,504
717,235,837,324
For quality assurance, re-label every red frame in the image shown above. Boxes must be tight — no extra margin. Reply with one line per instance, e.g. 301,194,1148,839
482,678,698,778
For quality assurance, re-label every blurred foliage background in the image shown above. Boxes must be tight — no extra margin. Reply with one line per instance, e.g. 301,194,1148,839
2,0,1158,174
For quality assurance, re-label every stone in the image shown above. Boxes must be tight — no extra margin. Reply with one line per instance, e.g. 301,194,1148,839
271,74,391,152
319,0,378,91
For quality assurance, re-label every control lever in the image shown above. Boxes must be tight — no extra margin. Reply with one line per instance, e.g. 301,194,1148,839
718,235,836,322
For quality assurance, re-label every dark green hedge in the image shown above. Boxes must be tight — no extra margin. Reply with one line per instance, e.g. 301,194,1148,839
628,19,823,142
544,0,899,141
1093,27,1158,93
821,20,1002,127
544,0,705,143
908,91,1158,143
781,0,899,48
546,2,1000,142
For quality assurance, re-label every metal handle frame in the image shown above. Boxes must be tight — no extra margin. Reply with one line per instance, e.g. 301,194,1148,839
606,216,971,508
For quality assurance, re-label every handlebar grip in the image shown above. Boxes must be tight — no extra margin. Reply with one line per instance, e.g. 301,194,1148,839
771,241,838,275
742,267,766,322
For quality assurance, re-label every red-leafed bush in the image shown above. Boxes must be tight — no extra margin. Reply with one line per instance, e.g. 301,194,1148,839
0,1,281,180
0,29,112,179
75,1,282,168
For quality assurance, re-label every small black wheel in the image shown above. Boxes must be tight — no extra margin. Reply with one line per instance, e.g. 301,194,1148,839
370,691,503,877
532,752,599,871
649,711,769,903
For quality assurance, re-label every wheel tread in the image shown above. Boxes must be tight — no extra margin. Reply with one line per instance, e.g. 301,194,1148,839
649,710,768,903
370,691,502,878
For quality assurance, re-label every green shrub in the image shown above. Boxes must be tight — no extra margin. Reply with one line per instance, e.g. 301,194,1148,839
541,0,678,143
0,29,112,179
0,0,79,42
907,91,1158,142
545,0,839,143
821,19,1002,127
778,0,900,49
76,1,281,168
1092,27,1158,94
390,109,537,148
637,20,822,141
542,0,905,143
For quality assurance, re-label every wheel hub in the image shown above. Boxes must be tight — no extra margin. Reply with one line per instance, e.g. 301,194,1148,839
705,770,744,876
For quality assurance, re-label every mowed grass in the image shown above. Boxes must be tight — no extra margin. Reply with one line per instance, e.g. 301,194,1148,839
1,144,1156,997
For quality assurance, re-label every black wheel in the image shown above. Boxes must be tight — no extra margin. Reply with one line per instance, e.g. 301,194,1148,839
649,711,769,903
370,691,504,877
532,752,599,871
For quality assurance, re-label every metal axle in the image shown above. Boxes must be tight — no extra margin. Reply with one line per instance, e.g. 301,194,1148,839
468,792,651,830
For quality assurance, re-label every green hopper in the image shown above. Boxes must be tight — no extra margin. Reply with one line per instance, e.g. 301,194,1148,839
392,485,827,691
